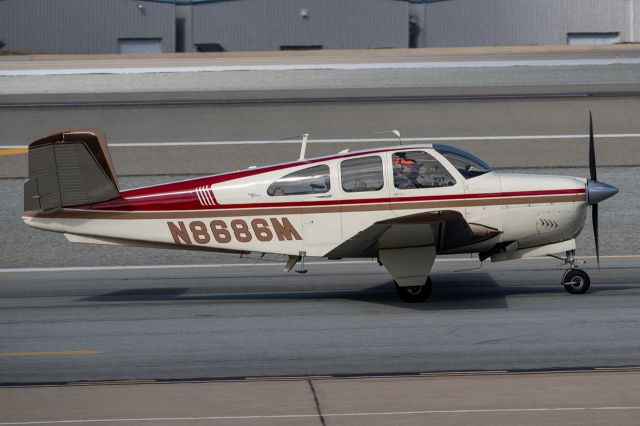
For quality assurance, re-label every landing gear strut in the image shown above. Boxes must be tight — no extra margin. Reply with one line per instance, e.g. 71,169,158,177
559,250,591,294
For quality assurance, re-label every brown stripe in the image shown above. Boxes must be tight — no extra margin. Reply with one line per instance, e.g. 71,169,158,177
24,194,584,220
468,194,585,206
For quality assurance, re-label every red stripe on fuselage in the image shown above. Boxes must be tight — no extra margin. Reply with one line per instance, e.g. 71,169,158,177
81,188,585,212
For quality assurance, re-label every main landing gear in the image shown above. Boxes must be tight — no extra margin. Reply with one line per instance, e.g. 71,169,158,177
395,277,433,303
558,250,591,295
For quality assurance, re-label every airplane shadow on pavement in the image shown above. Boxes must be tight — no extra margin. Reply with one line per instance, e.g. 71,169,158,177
78,271,628,311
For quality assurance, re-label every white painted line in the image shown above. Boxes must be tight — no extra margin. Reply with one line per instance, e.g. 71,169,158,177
2,133,639,150
0,255,637,274
1,406,639,424
2,57,640,76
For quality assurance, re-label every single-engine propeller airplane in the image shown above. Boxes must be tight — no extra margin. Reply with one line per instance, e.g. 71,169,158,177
23,115,618,302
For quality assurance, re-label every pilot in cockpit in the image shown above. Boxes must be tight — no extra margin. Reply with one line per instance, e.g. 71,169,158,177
393,156,424,189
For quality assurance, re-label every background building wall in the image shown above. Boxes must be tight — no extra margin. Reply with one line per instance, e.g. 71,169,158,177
191,0,409,51
2,0,640,54
0,0,175,54
423,0,640,47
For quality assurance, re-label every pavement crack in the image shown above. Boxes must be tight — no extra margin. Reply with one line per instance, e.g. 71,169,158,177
307,378,327,426
476,333,533,345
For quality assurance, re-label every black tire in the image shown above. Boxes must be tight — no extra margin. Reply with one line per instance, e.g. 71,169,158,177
395,277,433,303
562,269,591,294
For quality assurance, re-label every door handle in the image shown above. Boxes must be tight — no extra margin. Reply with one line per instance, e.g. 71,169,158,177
315,194,332,198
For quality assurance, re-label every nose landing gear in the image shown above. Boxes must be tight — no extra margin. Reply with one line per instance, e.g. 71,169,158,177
559,250,591,294
562,269,591,294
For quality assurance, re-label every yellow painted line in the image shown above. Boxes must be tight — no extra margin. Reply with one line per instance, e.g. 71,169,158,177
0,148,27,156
0,350,103,357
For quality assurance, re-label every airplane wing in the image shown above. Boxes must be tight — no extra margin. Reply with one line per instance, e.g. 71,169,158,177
325,210,499,259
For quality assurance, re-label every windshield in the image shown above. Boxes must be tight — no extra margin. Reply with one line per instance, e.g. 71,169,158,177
434,144,493,179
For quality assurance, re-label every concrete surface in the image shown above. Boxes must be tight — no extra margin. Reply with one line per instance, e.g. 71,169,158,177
0,370,639,425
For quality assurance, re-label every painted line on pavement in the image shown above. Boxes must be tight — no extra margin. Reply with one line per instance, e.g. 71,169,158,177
2,57,640,76
1,406,640,424
0,351,103,358
0,148,27,156
0,255,638,274
2,133,640,150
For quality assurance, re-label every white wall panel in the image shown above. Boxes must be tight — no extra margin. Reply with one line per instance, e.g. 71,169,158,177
423,0,638,47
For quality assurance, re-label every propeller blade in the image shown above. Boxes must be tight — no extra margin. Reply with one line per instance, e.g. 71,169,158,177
592,204,600,269
589,111,597,182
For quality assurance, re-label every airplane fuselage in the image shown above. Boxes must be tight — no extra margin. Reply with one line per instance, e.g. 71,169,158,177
24,145,587,260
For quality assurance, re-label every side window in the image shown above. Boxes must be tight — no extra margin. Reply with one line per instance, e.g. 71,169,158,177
392,151,456,189
341,156,384,192
267,165,330,196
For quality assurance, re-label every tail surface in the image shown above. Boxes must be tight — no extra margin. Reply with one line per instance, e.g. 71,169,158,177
24,129,120,212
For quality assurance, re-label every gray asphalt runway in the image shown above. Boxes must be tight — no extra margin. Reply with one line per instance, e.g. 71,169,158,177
1,97,640,177
3,48,640,177
1,258,639,385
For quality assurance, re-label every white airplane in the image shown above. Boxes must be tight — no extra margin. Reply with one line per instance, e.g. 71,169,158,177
23,115,618,302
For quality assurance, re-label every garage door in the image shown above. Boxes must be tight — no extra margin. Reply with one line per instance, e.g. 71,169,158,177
118,38,163,54
567,32,620,45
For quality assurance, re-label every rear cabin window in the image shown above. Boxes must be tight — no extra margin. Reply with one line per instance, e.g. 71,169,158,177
341,156,384,192
267,165,330,196
392,151,456,189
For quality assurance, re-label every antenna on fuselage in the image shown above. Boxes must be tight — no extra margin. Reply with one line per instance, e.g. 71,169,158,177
298,133,309,161
374,129,402,145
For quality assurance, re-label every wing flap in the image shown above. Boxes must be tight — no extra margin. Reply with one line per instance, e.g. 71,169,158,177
325,211,499,258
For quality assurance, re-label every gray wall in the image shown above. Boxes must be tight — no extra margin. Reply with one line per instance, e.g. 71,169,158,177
423,0,640,47
0,0,175,54
2,0,638,54
191,0,409,51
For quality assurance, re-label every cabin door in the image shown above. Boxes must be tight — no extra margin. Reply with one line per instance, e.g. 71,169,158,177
338,154,391,246
299,163,342,247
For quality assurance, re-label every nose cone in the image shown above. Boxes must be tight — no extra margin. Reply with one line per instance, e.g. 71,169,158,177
588,180,619,205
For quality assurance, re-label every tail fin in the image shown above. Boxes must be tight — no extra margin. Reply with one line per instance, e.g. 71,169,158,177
24,129,120,212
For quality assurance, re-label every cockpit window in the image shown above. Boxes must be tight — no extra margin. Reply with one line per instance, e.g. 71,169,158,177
392,151,456,189
434,144,493,179
268,165,330,196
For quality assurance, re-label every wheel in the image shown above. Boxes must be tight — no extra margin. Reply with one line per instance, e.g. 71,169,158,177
562,269,591,294
395,277,433,303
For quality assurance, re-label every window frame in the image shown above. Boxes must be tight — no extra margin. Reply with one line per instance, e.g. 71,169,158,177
433,144,493,180
267,164,332,197
338,155,386,194
391,150,457,190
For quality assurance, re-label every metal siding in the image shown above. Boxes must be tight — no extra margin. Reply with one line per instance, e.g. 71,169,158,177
0,0,175,54
192,0,408,51
633,0,640,42
425,0,631,47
